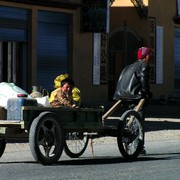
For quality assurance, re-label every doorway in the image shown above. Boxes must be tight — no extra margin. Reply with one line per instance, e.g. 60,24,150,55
108,26,143,100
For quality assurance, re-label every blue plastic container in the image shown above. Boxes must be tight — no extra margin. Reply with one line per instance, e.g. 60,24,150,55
7,94,37,121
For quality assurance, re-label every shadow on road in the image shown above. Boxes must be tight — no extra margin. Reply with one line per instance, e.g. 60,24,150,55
146,104,180,119
56,153,180,166
145,120,180,132
0,156,171,165
145,104,180,132
0,153,180,165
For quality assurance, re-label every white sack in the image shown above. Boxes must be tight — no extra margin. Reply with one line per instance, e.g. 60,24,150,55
35,96,51,107
0,82,29,108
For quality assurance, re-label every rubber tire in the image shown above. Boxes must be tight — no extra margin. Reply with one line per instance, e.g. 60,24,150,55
29,112,64,165
64,132,89,158
117,110,144,161
0,139,6,158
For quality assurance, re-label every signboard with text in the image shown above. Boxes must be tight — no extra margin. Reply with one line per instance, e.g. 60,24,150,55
148,17,156,83
93,33,108,85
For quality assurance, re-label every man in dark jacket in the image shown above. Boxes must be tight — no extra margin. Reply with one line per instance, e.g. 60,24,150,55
114,47,152,101
114,47,152,154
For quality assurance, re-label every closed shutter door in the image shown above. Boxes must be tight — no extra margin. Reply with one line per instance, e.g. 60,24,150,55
0,6,28,89
0,6,28,41
174,28,180,95
37,11,70,91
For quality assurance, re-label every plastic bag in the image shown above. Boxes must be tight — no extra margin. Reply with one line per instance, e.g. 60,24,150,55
35,96,51,107
0,82,29,108
30,86,49,98
54,74,69,88
72,87,81,106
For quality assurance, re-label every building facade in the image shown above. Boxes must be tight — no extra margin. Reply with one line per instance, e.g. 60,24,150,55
0,0,180,105
0,0,110,104
110,0,180,101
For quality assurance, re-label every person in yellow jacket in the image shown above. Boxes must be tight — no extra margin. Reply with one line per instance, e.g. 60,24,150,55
49,74,81,107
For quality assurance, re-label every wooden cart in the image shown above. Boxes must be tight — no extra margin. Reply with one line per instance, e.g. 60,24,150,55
0,99,145,165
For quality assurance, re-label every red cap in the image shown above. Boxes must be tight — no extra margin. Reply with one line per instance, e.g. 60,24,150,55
137,47,151,59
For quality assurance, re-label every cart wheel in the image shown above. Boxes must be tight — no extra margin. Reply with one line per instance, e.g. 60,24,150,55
117,110,144,161
29,112,64,165
0,139,6,158
64,132,89,158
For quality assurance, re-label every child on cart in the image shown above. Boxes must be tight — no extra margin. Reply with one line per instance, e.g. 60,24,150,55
49,76,80,108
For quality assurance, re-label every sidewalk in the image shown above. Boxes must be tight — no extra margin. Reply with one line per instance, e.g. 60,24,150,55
144,101,180,153
144,102,180,132
146,102,180,119
103,100,180,132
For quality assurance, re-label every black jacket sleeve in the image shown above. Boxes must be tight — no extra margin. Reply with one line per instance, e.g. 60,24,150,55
140,64,152,98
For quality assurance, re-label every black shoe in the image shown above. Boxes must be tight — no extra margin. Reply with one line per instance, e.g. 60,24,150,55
140,148,146,155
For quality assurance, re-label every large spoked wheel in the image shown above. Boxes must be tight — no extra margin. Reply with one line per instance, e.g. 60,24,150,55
117,110,144,161
0,139,6,158
64,132,89,158
29,112,64,165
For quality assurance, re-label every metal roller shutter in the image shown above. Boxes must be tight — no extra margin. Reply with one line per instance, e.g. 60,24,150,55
0,6,28,41
0,6,28,89
37,11,70,92
174,28,180,95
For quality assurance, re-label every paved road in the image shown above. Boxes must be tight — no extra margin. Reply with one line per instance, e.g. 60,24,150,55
0,134,180,180
0,102,179,179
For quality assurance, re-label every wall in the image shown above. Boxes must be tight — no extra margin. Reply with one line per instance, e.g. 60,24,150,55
73,9,109,104
110,7,147,43
149,0,176,98
112,0,148,7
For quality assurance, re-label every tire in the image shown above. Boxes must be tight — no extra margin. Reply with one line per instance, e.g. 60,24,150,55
29,112,64,165
117,110,144,161
0,139,6,158
64,132,89,158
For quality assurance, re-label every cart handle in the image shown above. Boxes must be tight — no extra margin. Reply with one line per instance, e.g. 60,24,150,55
102,100,122,121
102,98,145,121
134,98,145,112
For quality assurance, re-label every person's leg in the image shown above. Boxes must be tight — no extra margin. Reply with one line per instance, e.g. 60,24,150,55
133,100,146,154
138,105,147,154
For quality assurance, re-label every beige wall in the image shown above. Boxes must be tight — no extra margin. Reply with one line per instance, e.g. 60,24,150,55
72,9,109,104
72,7,109,104
149,0,176,98
112,0,148,6
110,7,147,43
